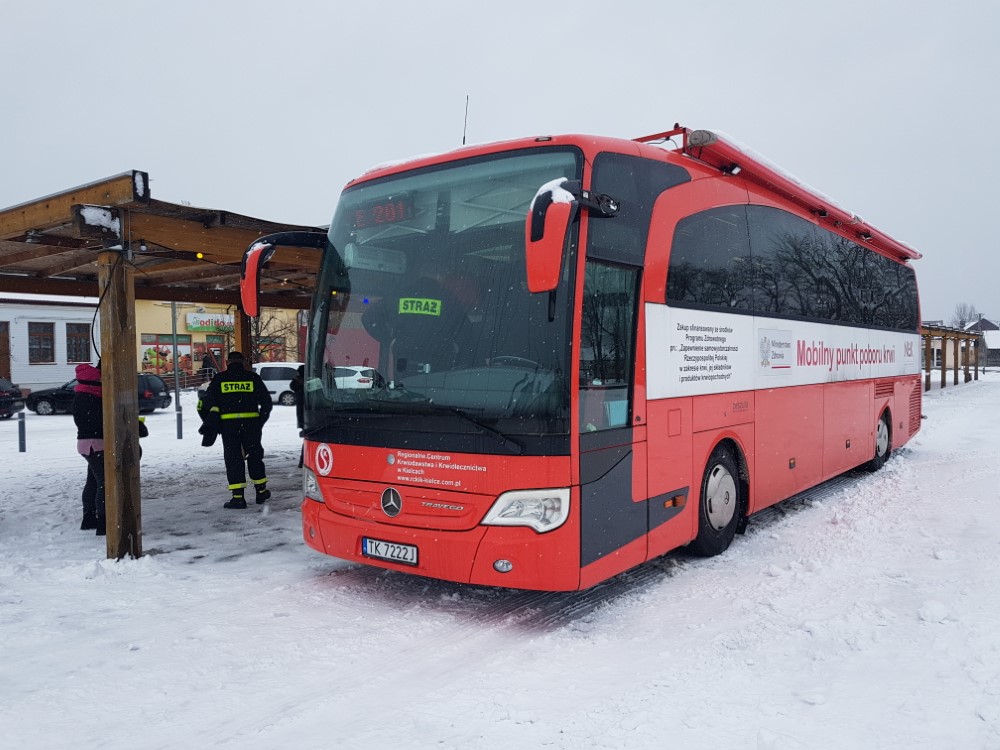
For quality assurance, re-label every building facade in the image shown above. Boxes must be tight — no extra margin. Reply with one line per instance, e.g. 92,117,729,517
135,301,302,385
0,296,100,391
0,295,302,393
965,317,1000,367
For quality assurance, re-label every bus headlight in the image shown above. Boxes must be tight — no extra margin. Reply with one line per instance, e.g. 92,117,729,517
303,468,324,502
481,488,570,533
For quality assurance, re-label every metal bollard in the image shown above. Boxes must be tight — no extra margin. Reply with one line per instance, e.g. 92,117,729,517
18,411,26,452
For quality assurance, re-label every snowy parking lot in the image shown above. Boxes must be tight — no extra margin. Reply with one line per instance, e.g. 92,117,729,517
2,379,999,749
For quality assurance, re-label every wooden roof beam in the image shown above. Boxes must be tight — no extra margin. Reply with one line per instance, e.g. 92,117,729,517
0,241,81,267
0,171,148,239
0,275,98,297
33,249,104,278
138,263,242,285
0,271,311,309
123,213,320,265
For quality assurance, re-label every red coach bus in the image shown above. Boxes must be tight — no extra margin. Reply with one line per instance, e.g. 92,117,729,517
241,125,921,591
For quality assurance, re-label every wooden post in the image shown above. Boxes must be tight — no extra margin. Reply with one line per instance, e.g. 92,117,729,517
923,331,932,392
964,337,971,383
234,306,253,363
98,250,142,559
953,337,960,386
940,334,947,389
975,335,980,380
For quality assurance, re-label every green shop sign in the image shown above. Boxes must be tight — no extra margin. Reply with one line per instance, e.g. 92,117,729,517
186,312,234,332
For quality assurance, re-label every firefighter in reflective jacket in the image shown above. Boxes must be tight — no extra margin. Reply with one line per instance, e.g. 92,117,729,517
198,351,273,509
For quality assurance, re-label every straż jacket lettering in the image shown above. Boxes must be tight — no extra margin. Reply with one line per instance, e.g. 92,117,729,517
198,363,271,445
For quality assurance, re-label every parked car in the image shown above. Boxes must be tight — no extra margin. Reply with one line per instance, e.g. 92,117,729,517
25,373,172,415
251,362,304,406
136,373,172,412
0,377,25,419
332,366,383,389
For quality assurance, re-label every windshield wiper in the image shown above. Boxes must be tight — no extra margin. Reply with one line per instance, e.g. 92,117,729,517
345,400,524,455
437,405,525,456
312,396,525,454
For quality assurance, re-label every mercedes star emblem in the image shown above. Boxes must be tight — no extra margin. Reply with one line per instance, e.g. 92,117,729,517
381,488,402,518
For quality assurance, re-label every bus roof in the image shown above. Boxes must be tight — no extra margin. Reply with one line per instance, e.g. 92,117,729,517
636,126,921,262
350,128,921,264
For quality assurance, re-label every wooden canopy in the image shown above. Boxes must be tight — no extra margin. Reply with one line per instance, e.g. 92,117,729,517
1,171,327,560
0,170,323,308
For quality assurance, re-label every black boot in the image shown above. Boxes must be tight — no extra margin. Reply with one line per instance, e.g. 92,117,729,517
255,488,271,505
95,516,106,536
81,512,97,531
224,494,247,510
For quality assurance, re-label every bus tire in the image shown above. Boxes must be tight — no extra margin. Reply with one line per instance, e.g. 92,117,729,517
866,410,892,472
689,444,742,557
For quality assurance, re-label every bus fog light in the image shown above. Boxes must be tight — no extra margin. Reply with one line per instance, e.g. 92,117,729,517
482,488,570,532
493,559,513,573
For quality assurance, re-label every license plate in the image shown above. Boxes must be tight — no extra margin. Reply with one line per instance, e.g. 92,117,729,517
362,537,418,566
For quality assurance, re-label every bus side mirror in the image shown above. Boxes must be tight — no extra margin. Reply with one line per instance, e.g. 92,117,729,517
239,231,328,317
240,240,277,317
525,179,578,293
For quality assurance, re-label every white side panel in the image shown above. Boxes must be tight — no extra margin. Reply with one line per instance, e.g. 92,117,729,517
646,303,920,400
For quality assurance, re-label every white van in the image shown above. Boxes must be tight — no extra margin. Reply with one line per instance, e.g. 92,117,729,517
252,362,303,406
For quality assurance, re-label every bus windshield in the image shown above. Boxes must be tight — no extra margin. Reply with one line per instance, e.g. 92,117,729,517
304,148,582,455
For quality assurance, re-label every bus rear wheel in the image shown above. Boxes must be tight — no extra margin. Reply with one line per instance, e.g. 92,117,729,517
689,444,742,557
866,411,892,472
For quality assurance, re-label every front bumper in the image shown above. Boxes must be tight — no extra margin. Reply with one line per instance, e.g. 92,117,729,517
301,499,582,591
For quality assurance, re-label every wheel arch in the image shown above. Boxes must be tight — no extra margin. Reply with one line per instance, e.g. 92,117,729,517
865,405,894,472
714,436,751,525
878,405,893,439
688,434,751,556
696,434,751,526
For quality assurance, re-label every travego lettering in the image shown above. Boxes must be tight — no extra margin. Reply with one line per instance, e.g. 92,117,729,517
398,297,442,316
221,381,254,393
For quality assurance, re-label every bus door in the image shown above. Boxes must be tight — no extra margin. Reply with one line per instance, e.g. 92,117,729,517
574,152,691,587
577,259,647,587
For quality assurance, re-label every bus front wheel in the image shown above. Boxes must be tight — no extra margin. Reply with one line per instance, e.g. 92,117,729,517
689,444,742,557
866,411,892,472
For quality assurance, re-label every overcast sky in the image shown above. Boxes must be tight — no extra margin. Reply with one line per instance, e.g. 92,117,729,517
2,0,996,321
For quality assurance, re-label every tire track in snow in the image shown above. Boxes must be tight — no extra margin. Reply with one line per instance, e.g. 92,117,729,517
202,470,878,747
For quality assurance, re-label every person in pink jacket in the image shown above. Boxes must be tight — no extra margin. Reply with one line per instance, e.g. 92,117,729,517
72,362,105,536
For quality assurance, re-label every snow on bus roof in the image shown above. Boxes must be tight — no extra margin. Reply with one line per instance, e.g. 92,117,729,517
706,129,920,257
361,152,442,176
353,129,920,260
669,127,921,261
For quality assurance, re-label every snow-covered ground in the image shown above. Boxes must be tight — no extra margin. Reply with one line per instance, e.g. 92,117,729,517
1,376,998,749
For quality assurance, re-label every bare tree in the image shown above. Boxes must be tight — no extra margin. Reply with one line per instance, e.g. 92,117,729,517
215,307,302,363
951,303,980,329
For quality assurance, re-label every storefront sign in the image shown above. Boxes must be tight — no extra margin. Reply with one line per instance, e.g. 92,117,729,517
186,312,234,331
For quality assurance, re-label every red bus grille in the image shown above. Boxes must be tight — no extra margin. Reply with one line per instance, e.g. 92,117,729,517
909,386,922,435
874,380,895,398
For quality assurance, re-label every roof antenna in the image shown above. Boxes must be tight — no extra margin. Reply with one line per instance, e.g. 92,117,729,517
462,94,469,145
